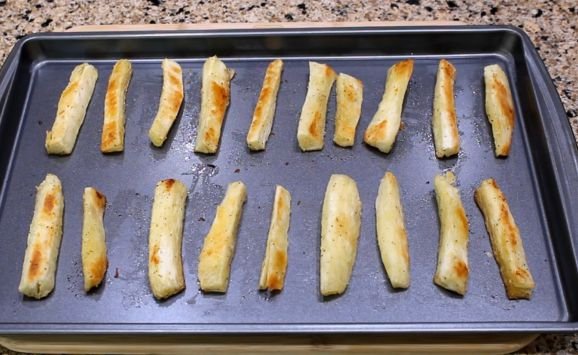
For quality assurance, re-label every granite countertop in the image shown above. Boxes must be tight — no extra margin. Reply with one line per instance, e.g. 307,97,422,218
0,0,576,354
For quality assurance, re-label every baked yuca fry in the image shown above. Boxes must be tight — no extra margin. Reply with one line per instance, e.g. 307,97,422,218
101,59,132,153
247,59,284,151
148,59,184,147
484,64,515,157
475,178,535,299
82,187,108,292
259,185,291,291
364,59,413,153
198,181,247,292
195,56,236,154
148,179,187,299
320,174,362,296
433,172,469,295
333,73,363,147
297,62,337,151
375,172,410,289
18,174,64,299
432,59,459,158
46,63,98,155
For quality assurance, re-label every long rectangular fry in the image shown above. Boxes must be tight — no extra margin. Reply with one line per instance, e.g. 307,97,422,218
148,59,184,147
198,181,247,292
432,59,459,158
297,62,337,151
475,178,535,299
375,172,410,289
82,187,108,292
364,59,413,153
46,63,98,155
320,174,361,296
247,59,284,151
101,59,132,153
18,174,64,299
333,73,363,147
148,179,187,299
433,172,469,295
484,64,515,157
195,56,235,154
259,185,291,291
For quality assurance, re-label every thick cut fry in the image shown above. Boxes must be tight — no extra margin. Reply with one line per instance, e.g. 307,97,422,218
198,181,247,292
432,59,459,158
364,59,413,153
320,174,362,296
148,179,187,299
375,172,410,289
433,172,469,295
101,59,132,153
18,174,64,299
148,59,184,147
297,62,337,151
247,59,284,151
82,187,108,292
259,185,291,291
484,64,515,157
46,63,98,155
195,56,236,154
334,73,363,147
475,178,535,299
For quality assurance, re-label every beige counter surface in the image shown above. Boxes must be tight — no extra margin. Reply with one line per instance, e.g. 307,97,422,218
0,0,576,354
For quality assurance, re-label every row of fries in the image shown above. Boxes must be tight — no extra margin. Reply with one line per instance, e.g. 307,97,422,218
18,172,534,301
44,56,515,158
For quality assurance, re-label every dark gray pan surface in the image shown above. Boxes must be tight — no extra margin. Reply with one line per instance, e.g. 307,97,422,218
0,26,576,334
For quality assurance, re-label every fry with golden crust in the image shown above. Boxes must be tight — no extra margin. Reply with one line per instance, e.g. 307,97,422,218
259,185,291,291
148,59,184,147
195,56,235,154
432,59,459,158
484,64,515,157
19,174,64,299
475,178,535,299
320,174,362,296
46,63,98,155
198,181,247,292
82,187,108,292
364,59,413,153
148,179,187,299
375,172,410,289
297,62,337,151
334,73,363,147
101,59,132,153
433,172,469,295
247,59,283,151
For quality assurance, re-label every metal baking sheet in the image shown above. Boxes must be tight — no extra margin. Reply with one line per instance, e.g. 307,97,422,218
0,26,576,334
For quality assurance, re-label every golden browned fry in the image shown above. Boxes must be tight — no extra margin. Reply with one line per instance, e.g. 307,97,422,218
475,178,535,299
195,56,235,154
375,172,410,289
432,59,459,158
148,178,187,299
334,73,363,147
148,59,184,147
18,174,64,299
484,64,515,157
82,187,108,292
433,172,469,295
198,181,247,292
46,63,98,155
297,62,337,151
364,59,413,153
101,59,132,153
247,59,284,151
259,185,291,291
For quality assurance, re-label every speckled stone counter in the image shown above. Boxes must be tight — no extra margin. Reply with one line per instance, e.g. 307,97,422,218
0,1,576,354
